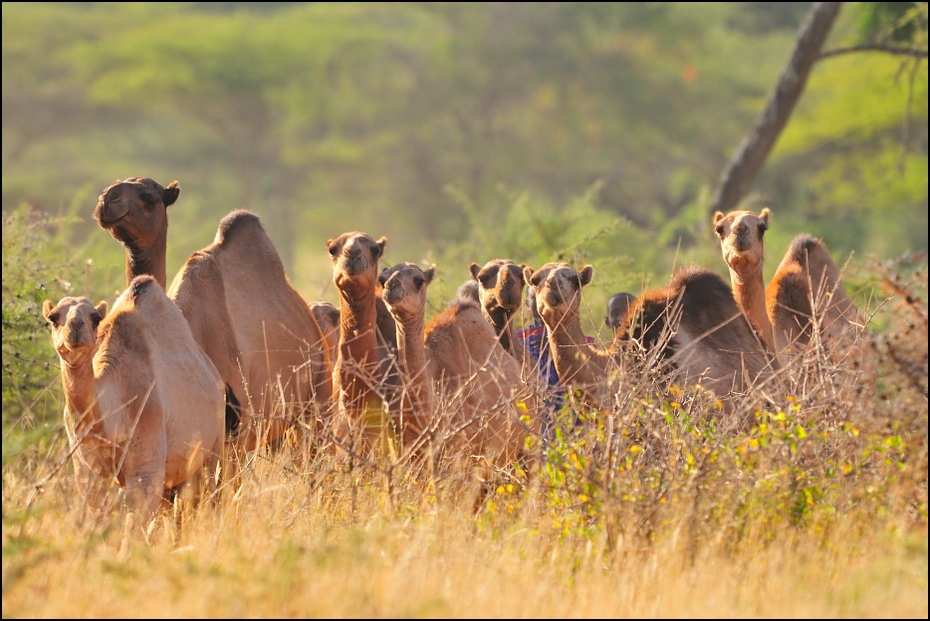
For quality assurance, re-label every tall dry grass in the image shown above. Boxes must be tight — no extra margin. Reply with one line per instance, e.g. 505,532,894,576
3,256,927,618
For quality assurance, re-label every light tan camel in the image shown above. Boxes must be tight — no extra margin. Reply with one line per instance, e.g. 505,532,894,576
43,276,225,526
94,178,333,453
378,263,436,451
525,262,774,414
712,208,778,353
380,262,539,473
327,231,400,461
713,208,874,405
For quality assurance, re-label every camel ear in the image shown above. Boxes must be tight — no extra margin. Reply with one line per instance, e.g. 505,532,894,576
424,266,436,284
579,265,594,287
374,236,387,259
760,207,771,225
163,181,180,207
42,300,56,324
712,211,725,226
469,263,481,280
95,301,108,320
522,266,535,285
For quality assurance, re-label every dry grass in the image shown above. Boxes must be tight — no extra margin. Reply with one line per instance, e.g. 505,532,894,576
3,257,927,618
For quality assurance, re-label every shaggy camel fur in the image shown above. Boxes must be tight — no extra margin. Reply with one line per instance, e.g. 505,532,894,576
327,231,400,460
403,264,538,475
95,178,333,452
713,208,875,407
44,276,225,524
525,262,774,413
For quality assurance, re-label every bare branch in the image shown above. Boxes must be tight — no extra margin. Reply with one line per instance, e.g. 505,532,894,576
708,2,843,216
820,44,928,60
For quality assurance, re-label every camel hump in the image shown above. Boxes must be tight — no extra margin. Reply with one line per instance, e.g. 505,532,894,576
619,266,742,353
454,279,480,305
127,274,160,301
784,234,836,272
672,265,737,309
215,209,266,245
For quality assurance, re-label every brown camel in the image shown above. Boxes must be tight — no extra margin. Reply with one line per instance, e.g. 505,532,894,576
94,177,333,453
713,209,874,404
327,231,400,461
525,262,774,414
43,276,225,526
308,301,341,374
380,262,538,476
614,265,775,407
469,259,527,361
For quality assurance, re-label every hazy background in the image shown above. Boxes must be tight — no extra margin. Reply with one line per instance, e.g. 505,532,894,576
3,2,927,317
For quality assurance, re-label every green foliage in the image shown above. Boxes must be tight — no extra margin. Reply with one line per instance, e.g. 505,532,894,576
858,1,929,43
1,206,75,466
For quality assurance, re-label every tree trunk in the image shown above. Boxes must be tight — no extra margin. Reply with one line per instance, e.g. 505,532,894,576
708,2,844,215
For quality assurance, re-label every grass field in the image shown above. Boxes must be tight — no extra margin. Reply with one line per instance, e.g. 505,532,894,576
2,240,927,618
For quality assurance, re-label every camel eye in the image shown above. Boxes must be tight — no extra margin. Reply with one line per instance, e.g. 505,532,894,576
757,223,767,237
47,312,60,325
92,313,103,327
327,245,338,257
715,225,725,237
414,277,425,290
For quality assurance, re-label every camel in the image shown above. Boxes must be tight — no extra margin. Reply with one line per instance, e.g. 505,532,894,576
469,259,527,361
524,262,774,414
327,231,400,461
94,177,333,453
43,275,225,525
711,208,778,352
614,265,775,405
308,301,341,374
379,262,538,478
713,208,875,407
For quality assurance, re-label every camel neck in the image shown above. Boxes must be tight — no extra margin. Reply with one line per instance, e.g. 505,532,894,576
729,264,776,352
337,289,379,360
394,315,427,377
393,314,432,416
546,310,604,385
60,358,102,440
125,229,168,289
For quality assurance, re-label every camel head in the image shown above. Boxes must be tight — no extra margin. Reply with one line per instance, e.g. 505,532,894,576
468,259,526,334
94,177,180,247
523,262,594,326
43,296,107,364
469,259,526,322
327,231,387,294
379,263,435,324
713,208,770,275
309,301,340,340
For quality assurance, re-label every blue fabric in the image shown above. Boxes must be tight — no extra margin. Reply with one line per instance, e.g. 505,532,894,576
516,323,593,442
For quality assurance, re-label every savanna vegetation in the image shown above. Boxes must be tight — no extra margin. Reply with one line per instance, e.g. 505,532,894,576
3,2,927,618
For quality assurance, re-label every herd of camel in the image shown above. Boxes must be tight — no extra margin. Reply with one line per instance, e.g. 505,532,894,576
41,176,876,524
